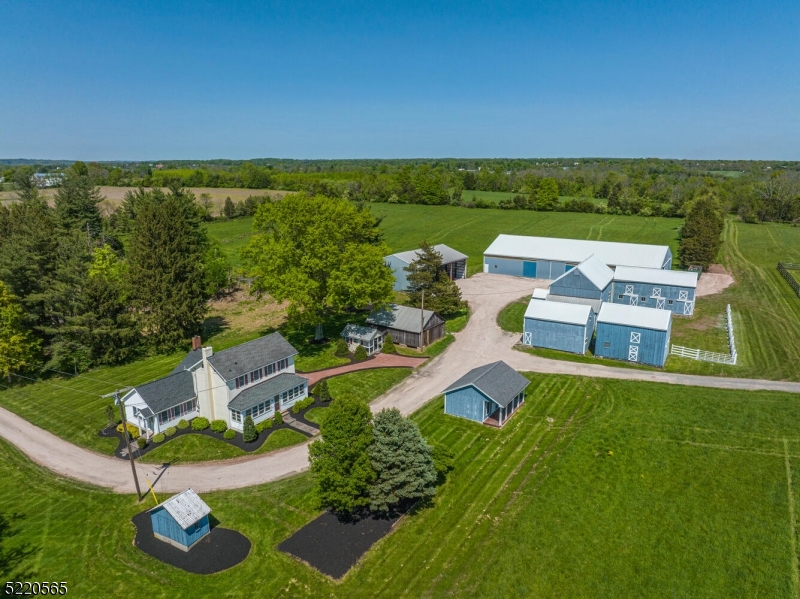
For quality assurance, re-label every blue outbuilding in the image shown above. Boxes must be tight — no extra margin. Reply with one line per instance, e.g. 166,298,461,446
548,255,614,303
611,266,699,316
385,244,468,291
149,488,212,552
443,361,530,427
523,298,595,354
595,303,672,367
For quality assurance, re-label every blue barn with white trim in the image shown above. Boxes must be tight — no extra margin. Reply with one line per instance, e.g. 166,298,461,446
548,255,614,302
595,303,672,367
443,361,529,427
523,298,595,354
611,266,699,316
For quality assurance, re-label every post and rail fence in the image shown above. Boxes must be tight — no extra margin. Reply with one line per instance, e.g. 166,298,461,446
778,263,800,297
670,304,737,366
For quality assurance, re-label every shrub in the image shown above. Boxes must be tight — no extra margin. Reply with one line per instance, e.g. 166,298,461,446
256,419,273,433
136,437,147,450
191,417,210,431
273,411,284,426
354,345,368,361
381,335,396,354
334,338,350,357
116,422,140,439
164,426,177,437
292,396,315,414
223,429,236,440
210,419,228,433
243,415,257,443
153,433,166,443
104,404,117,428
313,379,331,401
177,419,189,430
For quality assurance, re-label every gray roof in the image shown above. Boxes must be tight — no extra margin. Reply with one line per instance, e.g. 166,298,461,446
442,361,530,408
366,304,439,334
390,244,468,266
547,293,603,314
208,332,298,381
152,489,211,530
613,266,698,288
341,324,381,342
228,372,309,411
170,348,203,375
134,370,196,414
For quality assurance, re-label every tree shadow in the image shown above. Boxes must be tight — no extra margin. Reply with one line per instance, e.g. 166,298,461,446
202,316,229,339
0,512,38,580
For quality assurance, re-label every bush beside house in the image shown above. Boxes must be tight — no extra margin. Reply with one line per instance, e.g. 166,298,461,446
191,417,210,431
354,345,368,361
243,415,257,443
334,338,350,357
224,429,236,440
211,419,228,433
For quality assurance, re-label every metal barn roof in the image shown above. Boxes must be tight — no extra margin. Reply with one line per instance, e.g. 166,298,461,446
389,244,468,266
550,255,614,290
597,303,672,331
155,489,211,530
133,370,196,414
366,304,439,334
613,266,698,288
524,297,592,326
547,294,603,314
341,324,381,342
442,361,530,408
483,234,671,270
532,288,550,300
208,332,298,381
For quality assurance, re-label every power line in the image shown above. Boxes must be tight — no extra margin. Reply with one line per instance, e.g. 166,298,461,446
9,372,104,397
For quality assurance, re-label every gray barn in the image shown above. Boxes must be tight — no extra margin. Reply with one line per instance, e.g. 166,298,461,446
523,298,595,354
595,303,672,367
443,361,529,427
611,266,698,316
385,244,468,292
366,304,445,348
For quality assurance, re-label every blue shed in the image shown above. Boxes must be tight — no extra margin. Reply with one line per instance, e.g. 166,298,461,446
595,303,672,367
548,255,613,302
385,244,468,291
523,298,595,354
611,266,699,316
442,361,529,427
149,488,212,551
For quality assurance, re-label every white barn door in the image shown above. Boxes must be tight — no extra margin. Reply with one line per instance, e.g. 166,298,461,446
683,301,693,315
629,296,638,306
628,345,639,362
523,332,532,345
656,298,665,309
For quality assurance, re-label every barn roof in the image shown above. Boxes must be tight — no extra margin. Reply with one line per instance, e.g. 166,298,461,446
390,244,468,266
208,332,298,381
133,370,196,414
597,303,672,331
443,361,529,408
532,288,550,300
228,372,308,412
483,234,671,270
550,255,614,290
153,489,211,530
547,294,603,314
613,266,698,288
524,297,593,325
341,324,381,342
366,304,440,334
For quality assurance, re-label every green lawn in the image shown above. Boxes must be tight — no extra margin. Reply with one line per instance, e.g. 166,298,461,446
303,406,328,425
326,367,412,403
496,297,527,333
204,216,255,268
3,374,799,597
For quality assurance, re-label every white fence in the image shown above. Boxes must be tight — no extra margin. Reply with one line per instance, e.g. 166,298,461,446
670,304,738,365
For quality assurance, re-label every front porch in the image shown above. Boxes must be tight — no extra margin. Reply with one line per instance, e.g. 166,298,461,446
483,395,525,428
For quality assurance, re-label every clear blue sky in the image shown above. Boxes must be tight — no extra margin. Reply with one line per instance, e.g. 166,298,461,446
2,0,798,160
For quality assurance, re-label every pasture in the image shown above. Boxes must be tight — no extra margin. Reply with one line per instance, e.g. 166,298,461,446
2,374,799,598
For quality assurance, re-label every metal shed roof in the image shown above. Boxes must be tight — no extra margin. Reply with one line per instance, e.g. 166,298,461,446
442,361,529,408
153,489,211,530
390,244,468,266
613,266,698,288
597,303,672,331
550,255,614,290
341,324,381,342
483,234,671,270
524,297,592,325
366,304,439,334
228,372,309,411
132,370,196,414
532,288,550,300
208,332,298,381
546,294,603,314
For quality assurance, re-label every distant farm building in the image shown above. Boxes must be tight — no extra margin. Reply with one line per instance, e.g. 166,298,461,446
523,299,595,355
341,324,385,356
366,304,445,348
483,234,673,279
595,303,672,367
443,361,529,427
149,489,211,551
385,244,468,291
611,266,698,315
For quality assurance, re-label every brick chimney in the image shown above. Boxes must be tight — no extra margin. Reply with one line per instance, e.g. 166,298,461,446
192,335,202,351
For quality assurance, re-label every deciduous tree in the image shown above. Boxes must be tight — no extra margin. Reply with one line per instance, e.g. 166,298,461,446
0,282,40,380
534,178,559,211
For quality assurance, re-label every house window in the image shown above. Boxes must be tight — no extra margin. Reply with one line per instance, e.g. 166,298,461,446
157,399,197,425
235,374,247,389
230,410,242,423
668,300,674,305
630,332,641,343
251,368,261,383
603,342,611,348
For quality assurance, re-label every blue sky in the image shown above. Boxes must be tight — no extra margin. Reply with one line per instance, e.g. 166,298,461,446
1,0,798,160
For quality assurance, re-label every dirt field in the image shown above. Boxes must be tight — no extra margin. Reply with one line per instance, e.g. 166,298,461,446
696,264,735,297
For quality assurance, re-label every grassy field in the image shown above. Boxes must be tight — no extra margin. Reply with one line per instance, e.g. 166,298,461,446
3,374,799,597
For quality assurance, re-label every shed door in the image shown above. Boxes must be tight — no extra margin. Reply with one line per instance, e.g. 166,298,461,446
523,261,537,278
629,295,638,306
683,300,693,315
523,331,532,345
628,345,639,362
656,298,665,309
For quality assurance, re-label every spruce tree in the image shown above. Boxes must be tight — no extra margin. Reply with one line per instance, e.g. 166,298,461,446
405,241,463,316
368,408,437,512
308,397,375,513
679,189,725,269
243,415,257,443
53,162,103,235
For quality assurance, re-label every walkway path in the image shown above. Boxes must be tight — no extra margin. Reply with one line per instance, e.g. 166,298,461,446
2,273,799,495
300,353,427,387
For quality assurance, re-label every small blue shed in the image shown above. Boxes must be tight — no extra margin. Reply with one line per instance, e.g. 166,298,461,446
595,303,672,367
149,488,212,552
548,255,614,302
442,361,529,427
611,266,699,316
523,298,595,354
385,244,468,291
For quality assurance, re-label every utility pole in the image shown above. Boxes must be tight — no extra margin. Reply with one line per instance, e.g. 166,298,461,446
420,290,425,350
105,388,142,501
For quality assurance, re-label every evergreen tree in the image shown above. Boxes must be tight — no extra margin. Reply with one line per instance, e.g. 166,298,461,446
405,242,463,316
381,334,396,354
127,187,210,351
53,162,104,235
242,415,257,442
534,178,560,211
679,189,725,269
223,196,236,218
308,397,375,513
313,379,331,401
0,282,40,380
369,408,437,512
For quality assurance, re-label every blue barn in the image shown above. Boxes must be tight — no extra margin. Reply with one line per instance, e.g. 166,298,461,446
611,266,699,316
595,303,672,367
548,255,614,303
443,361,529,427
523,298,595,354
149,488,212,551
385,244,468,291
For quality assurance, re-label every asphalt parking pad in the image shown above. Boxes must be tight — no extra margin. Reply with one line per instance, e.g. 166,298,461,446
278,510,402,579
132,511,251,574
